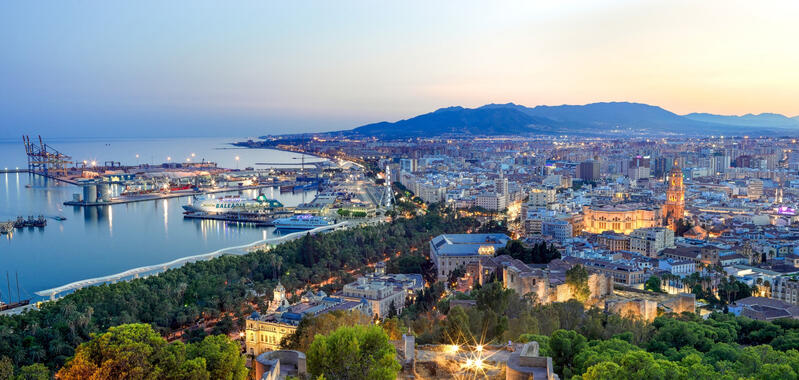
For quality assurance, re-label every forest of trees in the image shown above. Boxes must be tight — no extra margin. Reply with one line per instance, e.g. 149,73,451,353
56,324,246,380
0,210,479,373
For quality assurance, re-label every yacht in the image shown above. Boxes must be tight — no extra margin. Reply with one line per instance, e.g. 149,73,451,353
272,214,334,230
183,194,283,214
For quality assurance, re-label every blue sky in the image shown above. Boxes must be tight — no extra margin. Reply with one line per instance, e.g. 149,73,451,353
2,1,798,138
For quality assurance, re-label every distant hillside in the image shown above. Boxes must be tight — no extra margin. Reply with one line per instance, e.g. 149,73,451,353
684,112,799,128
351,106,559,138
344,101,797,138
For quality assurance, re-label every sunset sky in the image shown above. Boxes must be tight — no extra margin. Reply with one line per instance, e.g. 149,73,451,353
2,1,798,137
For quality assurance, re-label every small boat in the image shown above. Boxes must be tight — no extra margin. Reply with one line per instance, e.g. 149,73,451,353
0,222,13,234
53,216,67,221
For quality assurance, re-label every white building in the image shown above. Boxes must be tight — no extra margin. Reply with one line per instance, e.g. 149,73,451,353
528,188,556,207
476,192,507,211
341,266,423,319
629,227,675,258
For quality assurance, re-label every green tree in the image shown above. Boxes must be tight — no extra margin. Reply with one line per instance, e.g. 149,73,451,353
282,310,372,352
307,325,401,380
566,265,590,302
0,357,13,380
56,323,245,380
186,335,247,380
644,276,663,293
549,329,588,378
14,364,49,380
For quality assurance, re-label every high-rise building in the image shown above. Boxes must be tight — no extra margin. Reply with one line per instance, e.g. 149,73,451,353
748,179,763,199
629,227,675,258
399,158,417,173
495,175,509,195
578,160,600,182
628,156,650,180
663,162,685,228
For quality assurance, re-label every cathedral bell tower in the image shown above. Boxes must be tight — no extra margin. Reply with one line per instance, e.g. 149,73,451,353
664,161,685,229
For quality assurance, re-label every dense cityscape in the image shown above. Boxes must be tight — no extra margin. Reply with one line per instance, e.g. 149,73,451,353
5,2,799,380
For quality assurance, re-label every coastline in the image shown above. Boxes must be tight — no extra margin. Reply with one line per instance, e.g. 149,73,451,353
35,222,350,300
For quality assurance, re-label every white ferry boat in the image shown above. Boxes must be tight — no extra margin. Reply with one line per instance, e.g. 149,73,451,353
183,194,283,214
272,214,334,230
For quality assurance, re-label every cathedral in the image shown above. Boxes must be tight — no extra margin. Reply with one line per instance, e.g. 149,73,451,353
663,161,685,229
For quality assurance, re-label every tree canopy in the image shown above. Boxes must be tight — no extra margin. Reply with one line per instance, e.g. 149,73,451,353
56,323,246,380
307,325,401,380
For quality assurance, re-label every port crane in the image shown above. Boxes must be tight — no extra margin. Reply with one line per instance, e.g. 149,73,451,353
22,135,73,176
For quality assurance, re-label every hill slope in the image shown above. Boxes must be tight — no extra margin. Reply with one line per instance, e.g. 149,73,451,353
344,102,798,138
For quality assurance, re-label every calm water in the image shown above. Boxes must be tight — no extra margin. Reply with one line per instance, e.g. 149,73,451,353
0,137,320,300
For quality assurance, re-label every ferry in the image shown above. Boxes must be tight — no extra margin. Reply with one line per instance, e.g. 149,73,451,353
272,214,334,230
183,194,284,214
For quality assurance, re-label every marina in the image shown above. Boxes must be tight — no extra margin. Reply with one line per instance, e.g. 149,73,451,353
0,136,389,302
0,137,326,298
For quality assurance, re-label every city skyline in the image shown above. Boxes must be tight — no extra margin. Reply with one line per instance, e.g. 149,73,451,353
3,1,799,137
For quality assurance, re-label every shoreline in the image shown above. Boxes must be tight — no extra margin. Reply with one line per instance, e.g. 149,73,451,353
35,221,350,300
230,141,329,163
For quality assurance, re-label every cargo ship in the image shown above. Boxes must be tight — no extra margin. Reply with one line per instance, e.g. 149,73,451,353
272,214,334,230
183,194,284,214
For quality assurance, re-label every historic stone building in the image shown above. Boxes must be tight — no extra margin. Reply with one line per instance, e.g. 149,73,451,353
582,203,661,235
663,162,685,229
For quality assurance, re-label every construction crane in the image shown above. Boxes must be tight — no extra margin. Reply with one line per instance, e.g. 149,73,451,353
22,135,73,177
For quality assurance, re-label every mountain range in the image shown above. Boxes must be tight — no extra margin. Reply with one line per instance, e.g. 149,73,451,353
341,102,799,138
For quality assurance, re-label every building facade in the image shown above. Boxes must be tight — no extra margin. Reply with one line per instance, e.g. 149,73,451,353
430,233,511,281
663,162,685,227
582,204,661,235
629,227,675,257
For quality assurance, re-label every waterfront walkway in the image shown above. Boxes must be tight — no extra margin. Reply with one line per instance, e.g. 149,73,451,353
35,222,350,299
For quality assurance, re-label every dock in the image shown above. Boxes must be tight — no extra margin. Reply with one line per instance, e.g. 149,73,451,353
64,184,287,207
0,169,29,174
182,211,293,226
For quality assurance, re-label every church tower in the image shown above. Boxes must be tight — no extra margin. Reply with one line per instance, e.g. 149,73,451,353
664,161,685,229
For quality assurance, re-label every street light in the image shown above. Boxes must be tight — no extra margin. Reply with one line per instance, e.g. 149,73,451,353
235,156,240,169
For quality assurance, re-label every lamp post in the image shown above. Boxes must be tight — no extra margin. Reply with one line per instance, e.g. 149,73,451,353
235,156,240,170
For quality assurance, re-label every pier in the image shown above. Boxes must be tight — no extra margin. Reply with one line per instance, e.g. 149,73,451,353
182,210,294,226
64,183,286,207
34,222,350,300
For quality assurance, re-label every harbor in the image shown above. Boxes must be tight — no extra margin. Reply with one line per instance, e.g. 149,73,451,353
1,135,390,303
0,137,331,299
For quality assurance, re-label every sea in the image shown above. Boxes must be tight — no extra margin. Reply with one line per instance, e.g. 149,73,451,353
0,137,321,301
